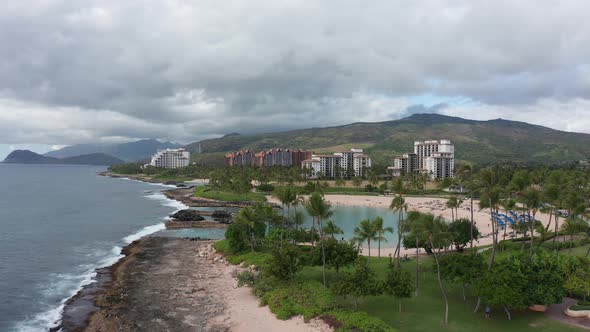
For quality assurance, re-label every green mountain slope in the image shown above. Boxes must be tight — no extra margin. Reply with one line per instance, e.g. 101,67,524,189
185,113,590,166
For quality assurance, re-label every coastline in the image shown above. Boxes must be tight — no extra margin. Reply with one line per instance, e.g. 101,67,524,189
57,173,330,332
62,237,331,332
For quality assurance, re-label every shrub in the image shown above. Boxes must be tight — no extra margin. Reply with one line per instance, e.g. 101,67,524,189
226,251,273,267
262,279,334,321
225,221,250,252
322,310,395,332
254,274,281,298
235,270,257,287
570,305,590,311
257,183,275,192
265,244,305,280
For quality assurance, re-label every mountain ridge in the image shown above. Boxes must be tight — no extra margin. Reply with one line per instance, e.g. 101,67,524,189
183,113,590,166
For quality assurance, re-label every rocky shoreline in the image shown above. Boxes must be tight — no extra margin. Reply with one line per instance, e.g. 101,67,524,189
166,219,229,229
61,237,236,332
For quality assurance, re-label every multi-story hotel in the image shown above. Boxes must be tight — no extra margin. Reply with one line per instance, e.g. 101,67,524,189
391,140,454,179
224,149,312,167
149,148,191,169
302,148,372,178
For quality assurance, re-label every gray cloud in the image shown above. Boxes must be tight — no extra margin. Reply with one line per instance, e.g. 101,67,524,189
1,0,590,146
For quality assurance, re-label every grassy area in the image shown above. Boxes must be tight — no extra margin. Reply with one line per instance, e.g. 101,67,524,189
216,238,582,332
301,257,582,332
194,186,266,203
560,244,590,257
213,239,273,266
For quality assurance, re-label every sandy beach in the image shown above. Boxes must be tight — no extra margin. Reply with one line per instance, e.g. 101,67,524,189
77,237,331,332
268,194,555,257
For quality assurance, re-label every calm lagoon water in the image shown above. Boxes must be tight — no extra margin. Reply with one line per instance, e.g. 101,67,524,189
0,164,396,331
285,205,401,246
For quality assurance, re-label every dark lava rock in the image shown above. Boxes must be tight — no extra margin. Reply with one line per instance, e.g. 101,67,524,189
170,209,205,221
211,210,233,223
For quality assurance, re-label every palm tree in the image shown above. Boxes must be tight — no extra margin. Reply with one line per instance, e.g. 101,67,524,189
446,196,459,222
390,194,408,265
522,186,542,259
373,216,393,258
323,220,343,239
292,211,305,243
562,218,589,252
404,211,422,296
235,207,258,252
408,212,452,324
476,168,502,269
305,192,333,287
455,163,476,249
354,219,377,258
273,186,297,226
352,177,362,188
473,167,502,313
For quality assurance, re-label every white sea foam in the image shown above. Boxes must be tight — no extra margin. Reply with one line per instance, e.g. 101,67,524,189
143,192,189,212
118,176,177,188
15,188,184,331
123,223,166,244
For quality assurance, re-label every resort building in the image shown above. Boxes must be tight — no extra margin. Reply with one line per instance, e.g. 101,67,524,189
301,158,322,178
424,152,454,180
149,148,191,169
414,140,454,170
302,148,372,178
352,153,371,177
391,140,454,179
224,149,313,167
224,150,256,167
392,153,418,176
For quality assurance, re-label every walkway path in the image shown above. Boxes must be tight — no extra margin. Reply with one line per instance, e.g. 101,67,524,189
546,297,590,330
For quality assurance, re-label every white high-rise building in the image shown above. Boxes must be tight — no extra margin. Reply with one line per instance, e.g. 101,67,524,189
414,140,454,179
352,153,371,177
302,148,371,178
391,140,454,179
150,148,191,169
424,152,454,180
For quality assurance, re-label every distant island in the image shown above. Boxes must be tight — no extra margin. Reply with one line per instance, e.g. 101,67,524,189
2,150,124,166
44,139,181,162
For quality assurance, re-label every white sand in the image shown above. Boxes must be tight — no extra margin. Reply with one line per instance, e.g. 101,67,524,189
268,194,555,257
227,285,332,332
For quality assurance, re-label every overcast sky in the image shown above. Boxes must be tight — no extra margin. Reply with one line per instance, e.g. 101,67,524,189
1,0,590,158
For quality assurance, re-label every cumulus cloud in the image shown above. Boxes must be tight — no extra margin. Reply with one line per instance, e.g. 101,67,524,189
0,0,590,146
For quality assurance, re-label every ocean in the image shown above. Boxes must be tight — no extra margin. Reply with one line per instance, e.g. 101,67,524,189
0,164,222,332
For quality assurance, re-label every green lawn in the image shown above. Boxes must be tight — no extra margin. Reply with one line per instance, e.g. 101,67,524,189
300,257,583,332
217,237,583,332
560,244,590,257
194,186,267,203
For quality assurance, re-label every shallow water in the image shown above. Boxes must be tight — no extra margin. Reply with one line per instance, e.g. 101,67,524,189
283,205,400,245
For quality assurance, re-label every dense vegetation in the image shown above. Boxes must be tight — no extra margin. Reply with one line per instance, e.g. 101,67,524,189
184,113,590,166
212,164,590,331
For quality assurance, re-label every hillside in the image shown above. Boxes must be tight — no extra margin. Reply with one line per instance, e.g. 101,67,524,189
45,139,181,162
184,113,590,165
3,150,124,166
